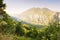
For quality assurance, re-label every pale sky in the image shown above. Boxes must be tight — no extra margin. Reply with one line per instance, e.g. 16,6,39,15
4,0,60,16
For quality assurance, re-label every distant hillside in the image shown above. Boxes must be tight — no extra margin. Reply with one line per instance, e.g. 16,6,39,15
19,8,60,25
11,16,20,22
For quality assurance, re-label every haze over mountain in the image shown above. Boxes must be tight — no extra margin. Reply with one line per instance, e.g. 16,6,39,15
19,8,60,25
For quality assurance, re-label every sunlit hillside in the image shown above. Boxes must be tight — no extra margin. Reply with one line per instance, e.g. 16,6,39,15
19,8,60,25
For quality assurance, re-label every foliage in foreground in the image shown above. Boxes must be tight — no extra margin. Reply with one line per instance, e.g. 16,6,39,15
0,21,60,40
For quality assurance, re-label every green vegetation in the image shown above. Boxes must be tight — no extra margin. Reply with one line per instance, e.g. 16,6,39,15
0,0,60,40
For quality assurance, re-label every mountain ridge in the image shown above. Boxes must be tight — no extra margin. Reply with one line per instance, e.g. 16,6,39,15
19,8,60,25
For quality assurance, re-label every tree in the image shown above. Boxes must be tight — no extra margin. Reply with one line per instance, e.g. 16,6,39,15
26,27,38,38
15,22,25,36
0,0,6,15
0,0,16,34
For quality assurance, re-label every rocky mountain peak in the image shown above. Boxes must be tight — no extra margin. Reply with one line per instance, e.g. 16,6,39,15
19,8,59,25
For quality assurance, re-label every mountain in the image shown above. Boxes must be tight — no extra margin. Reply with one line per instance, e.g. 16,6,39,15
19,8,60,25
11,16,20,22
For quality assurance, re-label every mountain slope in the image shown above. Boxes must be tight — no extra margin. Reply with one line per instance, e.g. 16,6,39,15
19,8,59,25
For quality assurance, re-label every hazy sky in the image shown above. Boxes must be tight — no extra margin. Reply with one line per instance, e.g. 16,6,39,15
4,0,60,16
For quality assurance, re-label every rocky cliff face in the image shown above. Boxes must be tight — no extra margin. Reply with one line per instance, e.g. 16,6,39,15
19,8,60,25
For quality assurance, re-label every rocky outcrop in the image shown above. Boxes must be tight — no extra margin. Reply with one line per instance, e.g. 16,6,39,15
19,8,60,25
